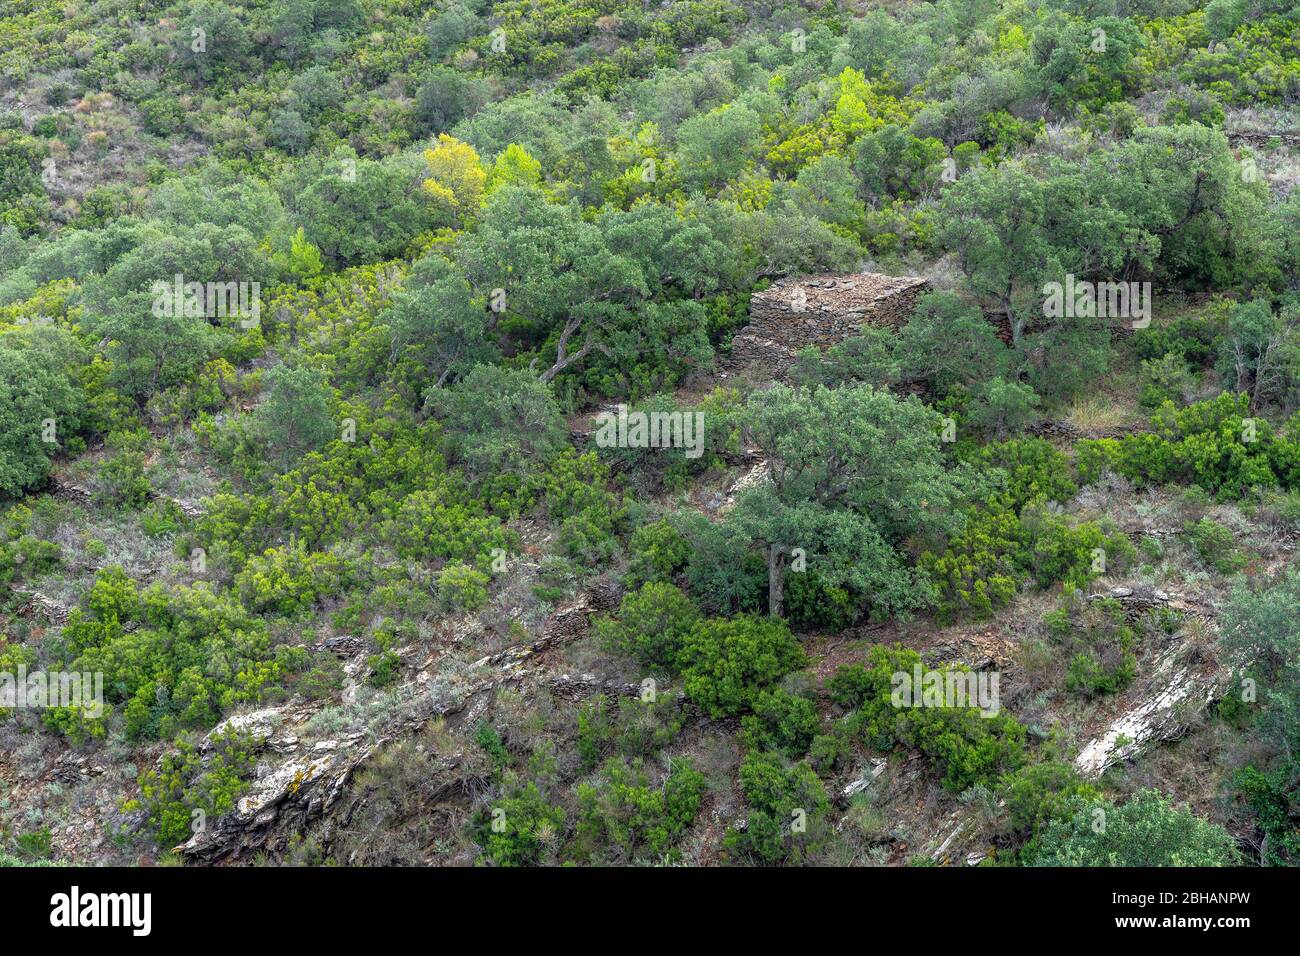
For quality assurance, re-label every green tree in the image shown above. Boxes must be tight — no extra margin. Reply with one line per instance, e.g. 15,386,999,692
675,103,762,190
424,364,567,480
729,383,965,618
385,256,496,389
252,364,336,469
1216,299,1300,413
895,292,1008,395
285,149,436,266
0,330,85,498
1220,568,1300,863
967,376,1041,439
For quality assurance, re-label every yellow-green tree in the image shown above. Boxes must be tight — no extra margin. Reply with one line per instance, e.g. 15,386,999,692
422,133,486,228
486,143,543,195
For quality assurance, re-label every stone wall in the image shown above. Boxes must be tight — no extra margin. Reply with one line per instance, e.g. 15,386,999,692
723,272,930,381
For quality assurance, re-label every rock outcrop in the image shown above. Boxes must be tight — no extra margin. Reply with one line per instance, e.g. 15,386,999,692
927,585,1231,863
176,585,619,864
13,589,71,626
1074,587,1227,777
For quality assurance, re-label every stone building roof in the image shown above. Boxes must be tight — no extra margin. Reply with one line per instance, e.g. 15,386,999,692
749,272,930,321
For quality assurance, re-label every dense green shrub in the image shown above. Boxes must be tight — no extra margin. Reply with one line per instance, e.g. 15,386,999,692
678,615,807,718
826,663,875,711
1133,314,1222,368
60,568,295,739
1028,789,1242,866
385,484,515,567
979,439,1077,510
573,758,706,862
1185,517,1247,574
783,570,859,630
437,561,491,611
474,780,567,867
839,645,1027,792
1023,511,1134,591
129,729,257,848
1219,568,1300,865
741,688,822,758
235,544,354,615
0,332,86,499
0,507,60,587
593,582,700,672
999,760,1101,838
1139,353,1195,409
724,750,830,864
1078,393,1300,499
921,500,1130,621
95,433,152,510
623,518,691,589
919,503,1025,620
1233,764,1300,867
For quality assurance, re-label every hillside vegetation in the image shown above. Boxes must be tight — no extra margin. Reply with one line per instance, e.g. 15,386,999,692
0,0,1298,867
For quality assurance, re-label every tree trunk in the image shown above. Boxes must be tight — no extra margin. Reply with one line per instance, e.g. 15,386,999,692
768,544,785,619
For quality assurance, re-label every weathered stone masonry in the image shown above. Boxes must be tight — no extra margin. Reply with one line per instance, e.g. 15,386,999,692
724,272,930,381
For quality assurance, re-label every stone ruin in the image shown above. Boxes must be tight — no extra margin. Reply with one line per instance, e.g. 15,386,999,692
724,271,930,381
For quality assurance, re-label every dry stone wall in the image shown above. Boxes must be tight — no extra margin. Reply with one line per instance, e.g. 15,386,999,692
724,272,930,381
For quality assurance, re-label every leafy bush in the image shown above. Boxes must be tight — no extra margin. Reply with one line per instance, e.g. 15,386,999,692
1078,393,1297,499
838,645,1027,792
385,483,514,567
1139,352,1195,409
129,729,257,848
1185,517,1247,574
1024,510,1134,591
1233,764,1300,867
426,364,568,482
922,492,1133,622
0,332,86,499
235,544,353,615
0,507,60,587
437,561,491,611
1220,568,1300,864
677,615,806,718
920,503,1025,620
783,570,859,630
1028,789,1242,866
474,780,567,867
594,582,700,672
623,518,691,589
573,758,706,862
979,439,1077,510
741,688,821,758
61,568,293,739
1000,760,1101,838
95,433,152,510
724,750,830,864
